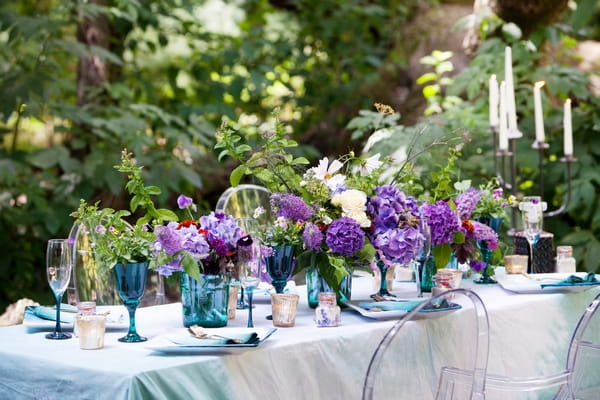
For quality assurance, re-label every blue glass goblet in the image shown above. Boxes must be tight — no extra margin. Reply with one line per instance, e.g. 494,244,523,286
114,261,149,343
265,245,296,294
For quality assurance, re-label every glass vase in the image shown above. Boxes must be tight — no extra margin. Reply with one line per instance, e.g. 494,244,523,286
474,217,503,285
306,266,352,309
420,256,436,293
113,261,149,343
180,272,230,328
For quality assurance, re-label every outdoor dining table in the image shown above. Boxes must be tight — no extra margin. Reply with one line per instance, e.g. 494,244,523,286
1,269,598,400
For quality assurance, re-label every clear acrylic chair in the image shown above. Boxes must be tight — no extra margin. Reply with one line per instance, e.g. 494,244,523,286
362,288,490,400
67,221,166,307
481,290,600,399
215,184,273,228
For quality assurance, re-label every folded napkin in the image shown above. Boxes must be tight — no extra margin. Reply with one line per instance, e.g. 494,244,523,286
168,332,260,346
358,300,424,312
31,305,77,323
541,272,599,288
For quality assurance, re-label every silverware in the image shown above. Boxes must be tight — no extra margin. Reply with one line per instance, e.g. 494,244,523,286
187,325,244,343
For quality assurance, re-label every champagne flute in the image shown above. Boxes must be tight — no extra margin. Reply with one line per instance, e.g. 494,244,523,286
46,239,73,340
236,218,261,328
414,216,431,298
520,197,543,274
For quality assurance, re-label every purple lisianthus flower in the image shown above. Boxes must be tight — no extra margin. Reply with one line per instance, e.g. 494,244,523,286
270,193,313,222
456,187,482,220
303,222,324,252
469,259,487,273
95,225,107,235
325,217,365,256
422,201,461,246
372,226,421,264
177,194,193,209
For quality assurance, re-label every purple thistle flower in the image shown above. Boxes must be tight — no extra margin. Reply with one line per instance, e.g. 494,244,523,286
422,201,461,246
325,217,365,256
303,222,324,252
154,222,183,255
270,193,313,222
455,187,482,220
177,194,193,209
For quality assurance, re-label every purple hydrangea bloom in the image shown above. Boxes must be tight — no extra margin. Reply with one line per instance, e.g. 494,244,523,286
372,225,421,264
470,221,499,250
177,194,193,209
303,222,324,252
199,211,244,250
156,258,184,277
455,187,482,220
270,193,313,222
325,217,365,256
422,201,461,246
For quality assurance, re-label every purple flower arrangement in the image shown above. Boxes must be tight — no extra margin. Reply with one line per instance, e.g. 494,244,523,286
366,185,423,265
153,208,250,278
422,187,500,270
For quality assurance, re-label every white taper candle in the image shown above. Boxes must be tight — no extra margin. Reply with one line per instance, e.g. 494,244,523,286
564,99,573,156
499,81,509,151
533,81,545,143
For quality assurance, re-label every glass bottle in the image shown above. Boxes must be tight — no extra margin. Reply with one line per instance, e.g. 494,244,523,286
556,246,576,274
315,292,340,327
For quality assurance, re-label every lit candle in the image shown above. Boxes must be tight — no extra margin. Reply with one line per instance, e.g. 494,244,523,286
499,80,509,151
564,99,573,156
533,81,545,143
489,74,499,128
504,47,518,134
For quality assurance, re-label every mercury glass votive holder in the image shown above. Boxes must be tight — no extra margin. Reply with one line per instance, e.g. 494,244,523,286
76,314,106,350
271,293,299,327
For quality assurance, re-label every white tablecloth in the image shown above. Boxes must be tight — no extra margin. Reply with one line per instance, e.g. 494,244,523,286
1,271,598,400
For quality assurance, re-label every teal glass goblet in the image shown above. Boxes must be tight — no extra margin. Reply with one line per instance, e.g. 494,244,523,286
113,261,149,343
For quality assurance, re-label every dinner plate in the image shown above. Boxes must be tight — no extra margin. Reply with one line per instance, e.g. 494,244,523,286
146,327,277,355
343,300,462,320
23,305,129,331
496,272,600,294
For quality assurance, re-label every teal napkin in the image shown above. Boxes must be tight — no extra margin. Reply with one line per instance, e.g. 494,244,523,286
31,305,77,323
168,332,260,346
541,272,599,288
358,300,424,312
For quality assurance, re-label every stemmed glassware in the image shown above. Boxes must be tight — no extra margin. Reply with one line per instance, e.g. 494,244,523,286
114,262,149,342
519,196,545,274
45,238,74,340
414,214,431,298
236,218,262,328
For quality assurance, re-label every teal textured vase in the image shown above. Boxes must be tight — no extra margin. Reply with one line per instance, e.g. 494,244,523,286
420,256,436,293
113,261,149,343
306,266,352,309
180,272,230,328
474,217,503,285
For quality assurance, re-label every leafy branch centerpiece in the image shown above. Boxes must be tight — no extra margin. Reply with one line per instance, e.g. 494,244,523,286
71,150,178,342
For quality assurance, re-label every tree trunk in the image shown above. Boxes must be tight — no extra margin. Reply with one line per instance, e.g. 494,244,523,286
76,0,110,106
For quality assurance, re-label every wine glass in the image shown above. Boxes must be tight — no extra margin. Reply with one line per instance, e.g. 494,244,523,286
114,262,149,342
519,197,544,274
414,218,431,298
46,238,73,340
239,241,261,328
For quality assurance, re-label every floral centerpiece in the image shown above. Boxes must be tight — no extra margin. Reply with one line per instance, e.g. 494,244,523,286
422,183,502,275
